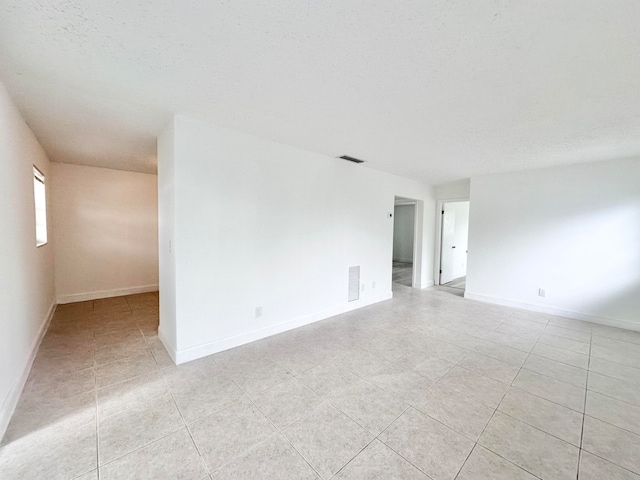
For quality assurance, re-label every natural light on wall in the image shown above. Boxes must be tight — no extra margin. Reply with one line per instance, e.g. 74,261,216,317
33,166,47,247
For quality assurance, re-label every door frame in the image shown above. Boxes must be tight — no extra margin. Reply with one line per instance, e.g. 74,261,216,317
434,197,469,286
393,196,422,288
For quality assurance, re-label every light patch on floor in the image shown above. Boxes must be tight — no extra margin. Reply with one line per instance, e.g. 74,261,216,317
2,289,640,479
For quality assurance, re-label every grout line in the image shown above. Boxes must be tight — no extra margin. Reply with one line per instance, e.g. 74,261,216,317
577,334,593,479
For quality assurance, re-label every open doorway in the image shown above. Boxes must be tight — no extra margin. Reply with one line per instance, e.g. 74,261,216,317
392,197,417,287
437,200,469,290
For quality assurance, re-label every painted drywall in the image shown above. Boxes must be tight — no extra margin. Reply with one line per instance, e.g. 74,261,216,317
0,83,55,437
157,118,177,351
466,158,640,330
393,204,415,263
158,115,435,363
435,180,470,200
51,163,159,303
441,201,469,283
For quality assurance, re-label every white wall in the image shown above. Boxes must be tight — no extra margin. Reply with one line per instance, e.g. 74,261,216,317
393,204,415,263
157,119,177,351
0,83,55,436
51,163,159,303
435,179,470,200
466,158,640,330
158,115,435,363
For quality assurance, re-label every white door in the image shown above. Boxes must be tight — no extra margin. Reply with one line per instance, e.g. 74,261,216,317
440,201,469,284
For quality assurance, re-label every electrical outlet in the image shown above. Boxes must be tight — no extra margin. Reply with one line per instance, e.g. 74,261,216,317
255,307,262,318
372,281,376,289
538,288,546,297
361,283,365,292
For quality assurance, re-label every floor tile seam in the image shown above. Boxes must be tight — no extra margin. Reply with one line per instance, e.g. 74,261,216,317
181,424,210,478
478,416,582,479
577,448,640,477
470,344,530,367
506,383,586,416
325,434,378,480
452,443,545,480
536,337,592,355
579,335,593,456
93,332,147,348
588,351,640,370
525,352,589,372
494,401,583,448
447,362,514,390
326,391,406,438
94,365,161,393
527,350,589,370
97,419,185,467
157,373,207,475
383,355,453,383
93,346,156,366
513,362,587,414
590,347,640,365
97,387,178,426
532,340,590,359
519,364,587,389
97,424,190,472
481,335,538,354
410,400,496,443
238,380,287,434
370,405,442,480
581,411,640,440
457,348,525,372
94,345,156,370
208,430,313,477
591,332,640,348
226,370,295,398
585,384,640,409
363,372,437,406
94,382,101,480
16,386,99,415
276,430,329,480
466,442,546,480
451,441,481,480
513,334,586,452
99,358,163,388
506,313,550,326
543,324,593,338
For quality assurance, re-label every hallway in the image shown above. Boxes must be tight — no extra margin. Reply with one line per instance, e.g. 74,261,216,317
2,289,640,479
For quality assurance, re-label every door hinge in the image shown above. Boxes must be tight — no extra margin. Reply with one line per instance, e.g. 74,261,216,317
439,269,442,274
441,210,444,214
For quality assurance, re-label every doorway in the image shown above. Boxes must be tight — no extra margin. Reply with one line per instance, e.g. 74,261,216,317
438,200,469,290
392,197,417,287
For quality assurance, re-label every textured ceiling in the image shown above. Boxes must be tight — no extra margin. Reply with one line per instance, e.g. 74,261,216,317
1,1,639,184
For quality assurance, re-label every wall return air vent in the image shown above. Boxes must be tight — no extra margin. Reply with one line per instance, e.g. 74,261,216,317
339,155,365,164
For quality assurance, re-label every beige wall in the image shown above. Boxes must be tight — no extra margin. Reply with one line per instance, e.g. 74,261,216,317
51,162,159,303
0,83,56,436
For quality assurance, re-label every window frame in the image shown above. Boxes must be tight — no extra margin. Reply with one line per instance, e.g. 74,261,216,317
33,165,48,247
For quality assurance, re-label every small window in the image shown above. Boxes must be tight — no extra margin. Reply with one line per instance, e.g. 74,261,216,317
33,166,47,247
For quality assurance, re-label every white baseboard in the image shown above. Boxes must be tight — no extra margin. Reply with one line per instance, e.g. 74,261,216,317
464,291,640,332
171,292,393,365
57,284,159,304
158,328,177,365
0,299,56,439
418,280,435,290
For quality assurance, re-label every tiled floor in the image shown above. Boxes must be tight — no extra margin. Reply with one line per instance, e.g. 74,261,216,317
2,288,640,479
392,261,413,286
443,276,466,290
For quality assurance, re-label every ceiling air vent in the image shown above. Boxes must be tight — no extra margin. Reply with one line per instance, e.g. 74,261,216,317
339,155,365,164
